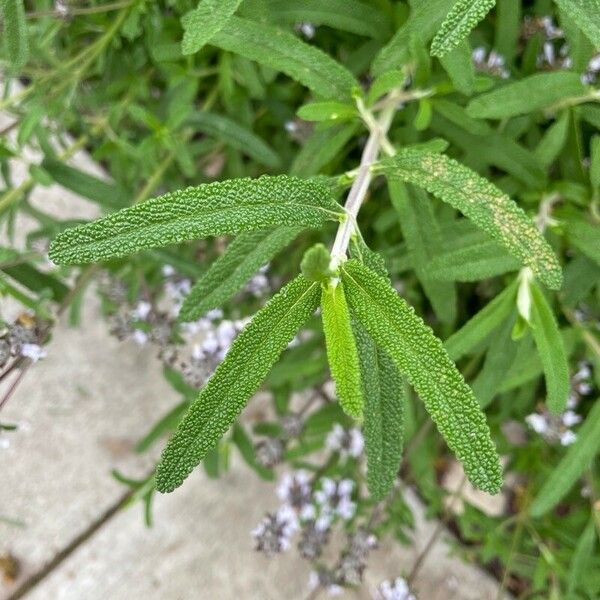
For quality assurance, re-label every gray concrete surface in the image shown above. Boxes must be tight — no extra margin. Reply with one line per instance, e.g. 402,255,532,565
0,93,507,600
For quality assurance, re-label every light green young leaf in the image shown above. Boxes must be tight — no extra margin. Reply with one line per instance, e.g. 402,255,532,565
156,275,320,493
211,17,358,99
467,72,587,119
354,319,404,500
367,70,408,106
377,150,563,290
297,102,357,123
187,112,281,168
439,40,476,95
179,227,301,322
181,0,244,55
444,277,518,361
342,259,503,494
554,0,600,49
530,398,600,517
49,176,341,265
321,281,363,419
431,0,496,58
301,243,333,283
529,282,570,415
427,239,520,281
253,0,391,40
1,0,28,70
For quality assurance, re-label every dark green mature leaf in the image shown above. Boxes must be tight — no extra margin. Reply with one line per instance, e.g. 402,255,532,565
321,281,363,419
156,275,320,493
354,319,404,500
530,398,600,516
377,150,563,290
444,278,518,361
342,259,503,494
1,0,28,70
181,0,244,55
179,227,301,322
49,176,341,265
554,0,600,49
431,0,496,58
530,282,570,414
211,17,358,99
187,112,281,168
467,72,587,119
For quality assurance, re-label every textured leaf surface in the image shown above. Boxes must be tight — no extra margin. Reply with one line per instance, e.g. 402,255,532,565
355,319,404,500
187,112,281,168
1,0,28,70
321,282,363,419
378,150,563,290
211,17,358,99
444,278,518,361
301,243,333,283
181,0,244,55
342,260,503,494
49,176,340,265
555,0,600,48
431,0,496,57
467,72,587,119
530,282,570,414
179,227,300,322
530,399,600,516
156,275,320,492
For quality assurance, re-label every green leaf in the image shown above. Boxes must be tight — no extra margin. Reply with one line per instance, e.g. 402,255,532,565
591,135,600,195
297,101,357,123
301,243,333,283
534,110,570,169
1,0,28,70
187,112,281,168
431,0,496,58
377,150,563,290
49,176,341,265
565,218,600,267
342,259,503,494
467,72,587,119
181,0,244,55
529,281,570,415
231,423,274,481
179,227,300,322
321,281,363,419
354,319,404,500
567,519,597,596
439,40,476,95
211,17,358,99
426,238,521,281
554,0,600,49
444,278,518,361
156,274,320,493
367,70,408,106
530,398,600,517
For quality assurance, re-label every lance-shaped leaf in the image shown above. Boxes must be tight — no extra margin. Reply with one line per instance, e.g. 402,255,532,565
354,319,404,500
431,0,496,58
49,176,341,265
377,150,563,290
467,72,587,119
529,282,570,415
321,281,363,419
156,275,320,493
444,277,518,361
211,17,358,99
1,0,29,70
342,259,503,494
530,399,600,517
181,0,244,55
179,227,301,322
554,0,600,49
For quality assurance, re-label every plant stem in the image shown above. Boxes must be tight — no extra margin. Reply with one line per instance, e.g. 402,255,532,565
330,103,396,268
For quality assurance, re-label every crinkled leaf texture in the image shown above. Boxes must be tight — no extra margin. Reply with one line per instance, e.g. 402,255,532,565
378,150,562,290
341,259,503,494
431,0,496,57
321,281,363,419
179,227,301,322
49,176,341,265
156,274,320,493
1,0,29,70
